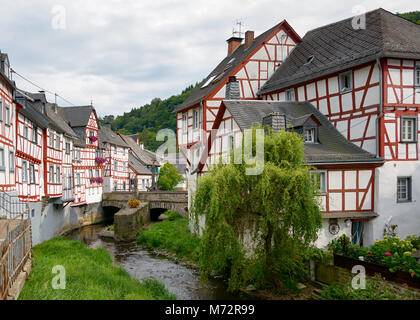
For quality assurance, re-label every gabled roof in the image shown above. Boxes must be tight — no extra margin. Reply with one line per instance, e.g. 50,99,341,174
15,91,50,129
98,126,128,147
120,134,157,166
220,100,383,164
174,20,300,112
61,106,95,127
129,154,152,176
259,8,420,94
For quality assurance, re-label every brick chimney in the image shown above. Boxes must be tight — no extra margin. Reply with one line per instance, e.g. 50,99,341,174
225,76,240,100
227,37,243,55
244,31,254,49
262,112,286,131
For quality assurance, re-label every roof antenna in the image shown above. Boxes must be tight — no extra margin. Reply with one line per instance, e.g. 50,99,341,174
232,19,244,38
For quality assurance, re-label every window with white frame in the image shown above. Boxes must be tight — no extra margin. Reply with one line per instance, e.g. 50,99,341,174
24,125,29,139
285,89,295,101
49,165,54,183
65,142,71,154
193,110,199,129
397,177,412,202
5,106,10,126
56,135,61,150
30,164,36,184
415,66,420,87
49,132,54,147
96,169,100,177
114,145,117,154
339,71,353,93
114,161,118,171
0,100,2,122
9,151,14,172
228,135,235,151
77,173,81,186
89,168,93,178
310,171,327,194
22,161,28,183
182,113,187,132
304,128,315,143
56,166,61,184
401,117,417,142
0,148,4,171
32,126,38,144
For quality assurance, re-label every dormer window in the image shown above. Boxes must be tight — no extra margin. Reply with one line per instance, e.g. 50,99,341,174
339,71,353,93
285,89,295,101
415,66,420,88
304,128,316,143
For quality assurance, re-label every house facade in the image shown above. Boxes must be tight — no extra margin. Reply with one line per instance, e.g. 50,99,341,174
174,21,301,176
256,9,420,244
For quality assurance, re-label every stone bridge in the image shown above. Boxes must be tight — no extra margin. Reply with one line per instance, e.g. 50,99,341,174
102,191,189,218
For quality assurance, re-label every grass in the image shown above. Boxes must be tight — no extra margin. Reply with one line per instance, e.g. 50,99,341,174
137,217,200,263
19,238,176,300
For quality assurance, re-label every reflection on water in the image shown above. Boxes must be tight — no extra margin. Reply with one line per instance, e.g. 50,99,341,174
66,224,246,300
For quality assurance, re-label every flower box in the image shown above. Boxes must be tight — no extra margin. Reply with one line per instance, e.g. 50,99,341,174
95,157,106,165
333,253,420,289
89,136,98,143
89,177,104,184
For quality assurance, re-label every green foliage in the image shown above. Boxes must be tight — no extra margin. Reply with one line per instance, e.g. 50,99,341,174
398,11,420,24
157,162,183,191
137,218,201,263
328,235,420,278
406,234,420,249
19,238,176,300
101,84,198,151
107,224,114,231
320,276,416,300
165,210,182,220
366,237,420,277
328,234,369,259
192,127,322,291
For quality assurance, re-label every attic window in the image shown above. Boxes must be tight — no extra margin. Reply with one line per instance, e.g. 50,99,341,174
201,76,216,88
285,89,295,101
304,128,316,143
339,71,353,93
305,56,315,65
212,71,226,84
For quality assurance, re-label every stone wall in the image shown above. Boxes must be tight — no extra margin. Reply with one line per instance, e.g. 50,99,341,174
114,203,150,242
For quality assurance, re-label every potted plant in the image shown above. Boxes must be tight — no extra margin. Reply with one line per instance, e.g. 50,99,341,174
128,199,141,208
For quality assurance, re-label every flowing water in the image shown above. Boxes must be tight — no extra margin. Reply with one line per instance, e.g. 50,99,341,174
65,224,247,300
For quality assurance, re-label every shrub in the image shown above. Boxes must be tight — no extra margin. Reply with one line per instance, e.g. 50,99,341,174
406,235,420,249
328,235,368,260
128,199,141,208
157,163,183,191
165,210,182,220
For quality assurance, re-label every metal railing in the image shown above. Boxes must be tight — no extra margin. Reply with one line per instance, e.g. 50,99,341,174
0,192,31,300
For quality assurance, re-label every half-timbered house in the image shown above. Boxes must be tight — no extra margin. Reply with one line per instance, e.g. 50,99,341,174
99,126,130,192
200,100,383,247
174,20,301,176
62,106,103,204
258,9,420,244
0,52,17,193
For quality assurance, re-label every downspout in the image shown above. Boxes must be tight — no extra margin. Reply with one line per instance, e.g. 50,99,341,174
376,57,383,158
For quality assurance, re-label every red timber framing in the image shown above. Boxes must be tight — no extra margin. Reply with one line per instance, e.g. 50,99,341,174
177,21,301,164
381,58,420,161
262,61,381,154
0,79,16,192
15,103,44,202
103,143,129,192
43,128,64,197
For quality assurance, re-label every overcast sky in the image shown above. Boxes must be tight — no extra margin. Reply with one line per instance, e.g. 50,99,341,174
1,0,418,117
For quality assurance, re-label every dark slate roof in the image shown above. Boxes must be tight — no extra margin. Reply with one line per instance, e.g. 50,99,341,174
121,134,157,166
222,100,383,164
15,91,50,129
129,154,152,175
98,126,128,147
174,20,300,112
259,8,420,94
61,106,94,127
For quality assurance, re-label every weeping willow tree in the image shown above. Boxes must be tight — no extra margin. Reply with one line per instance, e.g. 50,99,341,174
192,127,322,291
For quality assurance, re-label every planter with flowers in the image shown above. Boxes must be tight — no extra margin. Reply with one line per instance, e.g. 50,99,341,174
95,157,106,165
128,199,141,208
90,177,104,184
89,135,98,143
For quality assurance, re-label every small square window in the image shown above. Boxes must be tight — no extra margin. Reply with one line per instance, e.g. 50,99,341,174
310,171,327,194
339,71,353,93
397,177,412,202
415,66,420,88
285,89,295,101
401,117,417,143
304,128,315,143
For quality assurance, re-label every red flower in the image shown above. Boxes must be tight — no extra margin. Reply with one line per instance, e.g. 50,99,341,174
384,252,392,256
